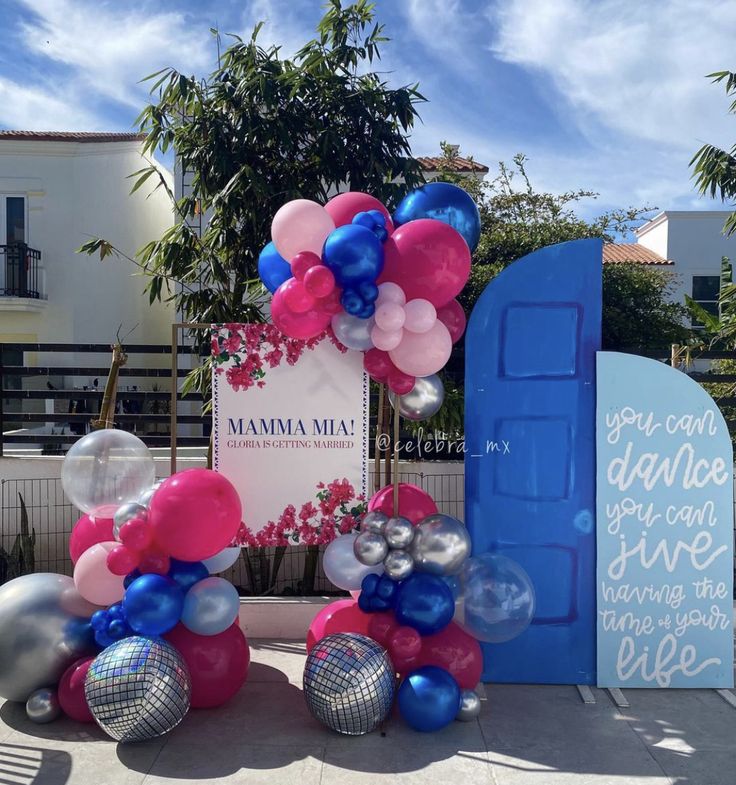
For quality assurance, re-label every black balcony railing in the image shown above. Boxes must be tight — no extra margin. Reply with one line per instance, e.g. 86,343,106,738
1,244,42,299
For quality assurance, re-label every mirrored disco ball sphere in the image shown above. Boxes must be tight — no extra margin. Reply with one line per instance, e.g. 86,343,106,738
61,430,155,514
303,633,395,736
85,637,191,743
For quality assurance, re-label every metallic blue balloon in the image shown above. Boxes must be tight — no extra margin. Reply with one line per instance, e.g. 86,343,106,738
341,288,365,316
394,573,454,635
394,182,481,252
123,574,184,636
91,609,108,631
323,224,384,286
258,241,292,293
168,559,209,594
398,665,461,732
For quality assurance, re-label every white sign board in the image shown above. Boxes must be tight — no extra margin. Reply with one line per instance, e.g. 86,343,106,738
212,325,368,539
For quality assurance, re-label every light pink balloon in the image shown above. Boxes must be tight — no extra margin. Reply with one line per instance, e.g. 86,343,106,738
271,199,335,261
73,541,125,606
371,325,403,351
389,320,452,376
377,281,406,306
403,298,437,333
374,302,405,332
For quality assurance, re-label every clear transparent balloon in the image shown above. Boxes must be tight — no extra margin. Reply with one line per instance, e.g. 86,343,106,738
455,553,536,643
61,430,155,513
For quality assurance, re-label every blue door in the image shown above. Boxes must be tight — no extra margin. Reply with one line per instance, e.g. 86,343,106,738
465,238,601,684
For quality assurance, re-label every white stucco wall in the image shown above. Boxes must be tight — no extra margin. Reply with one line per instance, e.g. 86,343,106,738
0,139,175,348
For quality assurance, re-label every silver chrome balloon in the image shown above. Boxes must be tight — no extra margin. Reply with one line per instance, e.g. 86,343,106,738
359,510,388,535
384,516,415,549
26,688,61,724
85,637,191,743
410,514,471,576
353,531,389,566
331,312,376,351
137,480,163,509
303,633,395,735
388,374,444,421
383,549,414,581
456,688,482,721
0,573,99,702
112,501,148,540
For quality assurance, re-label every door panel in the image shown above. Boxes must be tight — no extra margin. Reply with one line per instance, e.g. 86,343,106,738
464,238,602,684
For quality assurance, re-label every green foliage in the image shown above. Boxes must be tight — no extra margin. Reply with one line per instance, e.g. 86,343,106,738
690,71,736,236
0,494,36,585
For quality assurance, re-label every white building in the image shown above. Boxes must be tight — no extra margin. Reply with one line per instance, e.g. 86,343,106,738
0,131,175,348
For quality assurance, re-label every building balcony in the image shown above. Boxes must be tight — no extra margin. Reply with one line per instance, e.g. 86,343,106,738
0,244,47,312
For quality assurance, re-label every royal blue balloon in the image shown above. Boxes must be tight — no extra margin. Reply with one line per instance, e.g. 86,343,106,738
398,666,461,732
341,288,365,316
90,609,108,632
356,302,376,319
124,569,141,589
395,573,454,635
123,574,184,636
108,619,132,640
94,628,116,649
258,241,292,293
358,281,379,304
394,182,481,252
376,574,399,602
107,603,125,620
323,224,384,286
168,559,209,594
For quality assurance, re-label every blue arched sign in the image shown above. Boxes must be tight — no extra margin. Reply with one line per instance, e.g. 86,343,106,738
465,238,602,684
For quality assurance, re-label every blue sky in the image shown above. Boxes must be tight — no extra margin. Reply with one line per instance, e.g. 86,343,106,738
2,0,735,223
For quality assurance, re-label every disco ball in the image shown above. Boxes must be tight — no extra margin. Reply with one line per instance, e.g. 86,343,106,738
85,636,191,743
303,632,395,735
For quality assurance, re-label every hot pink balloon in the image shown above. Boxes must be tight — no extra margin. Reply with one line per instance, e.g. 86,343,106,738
325,191,393,230
119,516,153,551
371,324,403,351
272,280,331,339
403,298,436,333
106,544,140,576
69,510,114,564
367,611,399,646
73,541,125,605
271,199,335,261
368,483,438,524
377,281,406,306
387,366,415,395
437,298,467,343
149,469,242,562
138,549,170,575
389,625,422,659
291,251,320,281
380,219,471,306
374,302,405,332
319,288,343,315
304,265,335,298
364,348,394,383
306,598,372,652
58,657,95,722
418,621,483,690
282,279,316,314
390,320,452,377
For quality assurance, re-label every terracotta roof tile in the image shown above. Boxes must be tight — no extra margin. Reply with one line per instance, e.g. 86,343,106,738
0,131,145,143
416,156,489,173
602,243,673,265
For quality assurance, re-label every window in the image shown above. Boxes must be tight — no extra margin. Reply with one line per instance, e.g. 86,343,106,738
0,195,27,245
691,275,720,327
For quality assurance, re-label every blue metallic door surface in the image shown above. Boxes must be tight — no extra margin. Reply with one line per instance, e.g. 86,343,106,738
464,239,602,684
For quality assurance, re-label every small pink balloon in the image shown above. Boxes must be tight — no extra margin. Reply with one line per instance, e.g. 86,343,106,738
437,298,467,343
291,251,320,281
325,191,393,229
377,281,406,306
271,199,335,261
73,541,125,605
106,544,140,576
282,279,316,314
371,324,403,351
374,302,406,332
403,298,437,333
390,320,452,377
119,517,153,551
304,265,335,298
387,366,415,395
272,280,331,339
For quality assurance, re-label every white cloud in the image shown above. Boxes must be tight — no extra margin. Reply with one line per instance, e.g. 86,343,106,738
0,76,100,130
17,0,214,109
401,0,480,66
489,0,736,150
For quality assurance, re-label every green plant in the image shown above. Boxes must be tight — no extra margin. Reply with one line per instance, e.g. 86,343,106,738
0,493,36,584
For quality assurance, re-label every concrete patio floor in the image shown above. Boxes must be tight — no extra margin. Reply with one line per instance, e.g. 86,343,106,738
0,639,734,785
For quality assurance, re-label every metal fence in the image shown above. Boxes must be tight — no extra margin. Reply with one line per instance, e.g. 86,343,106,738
0,471,464,595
